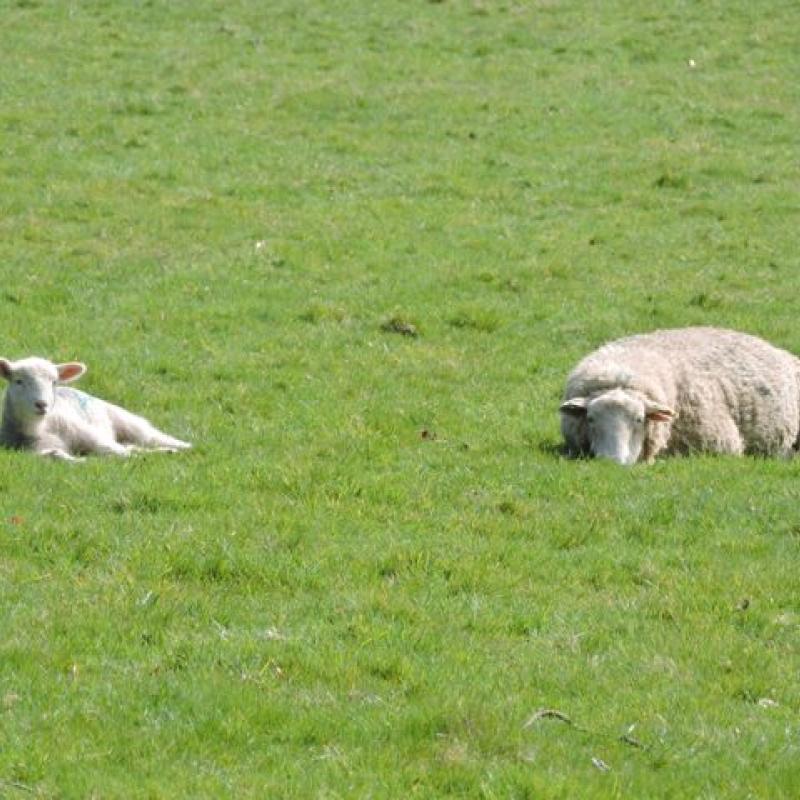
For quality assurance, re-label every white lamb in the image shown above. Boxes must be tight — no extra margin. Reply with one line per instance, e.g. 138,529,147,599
560,327,800,465
0,356,191,462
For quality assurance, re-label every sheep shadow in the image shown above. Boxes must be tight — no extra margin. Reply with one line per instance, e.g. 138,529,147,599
536,439,582,460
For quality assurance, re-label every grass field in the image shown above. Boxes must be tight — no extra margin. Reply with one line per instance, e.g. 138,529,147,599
2,0,800,796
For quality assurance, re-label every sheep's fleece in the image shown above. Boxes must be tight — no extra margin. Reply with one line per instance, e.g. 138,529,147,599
560,327,800,464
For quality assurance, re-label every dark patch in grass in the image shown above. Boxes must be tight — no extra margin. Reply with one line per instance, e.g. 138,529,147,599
447,310,501,333
378,550,433,580
378,563,398,580
143,168,177,184
112,493,162,514
710,115,736,130
367,660,406,683
3,292,21,305
733,687,759,704
169,554,238,585
476,271,523,293
689,292,722,310
298,303,348,324
381,316,419,337
784,524,800,540
113,101,162,117
654,172,689,190
536,439,570,458
497,500,517,516
164,646,190,672
554,531,590,551
750,108,784,123
619,38,658,64
200,557,232,583
680,203,725,219
111,491,197,514
651,606,676,623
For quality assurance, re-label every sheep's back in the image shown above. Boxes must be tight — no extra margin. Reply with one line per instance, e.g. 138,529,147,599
659,328,800,455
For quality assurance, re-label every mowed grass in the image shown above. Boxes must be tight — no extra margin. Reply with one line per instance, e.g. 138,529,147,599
1,0,800,796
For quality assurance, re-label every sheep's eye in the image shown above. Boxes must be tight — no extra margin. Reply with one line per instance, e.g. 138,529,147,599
14,379,23,386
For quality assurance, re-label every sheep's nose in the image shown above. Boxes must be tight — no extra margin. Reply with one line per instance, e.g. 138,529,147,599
34,401,48,414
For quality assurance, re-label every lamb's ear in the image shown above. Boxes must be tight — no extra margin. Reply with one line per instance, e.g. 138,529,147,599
0,359,12,381
560,397,588,417
645,402,674,422
56,362,87,383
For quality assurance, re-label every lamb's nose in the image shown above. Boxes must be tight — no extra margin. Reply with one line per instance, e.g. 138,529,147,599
34,401,47,413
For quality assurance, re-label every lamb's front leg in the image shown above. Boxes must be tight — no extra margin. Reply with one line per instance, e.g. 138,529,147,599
35,431,85,462
37,446,85,463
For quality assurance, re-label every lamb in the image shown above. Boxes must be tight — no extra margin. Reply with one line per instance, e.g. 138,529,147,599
559,327,800,465
0,356,191,462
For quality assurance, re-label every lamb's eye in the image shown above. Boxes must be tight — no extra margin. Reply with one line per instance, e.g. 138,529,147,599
14,379,23,386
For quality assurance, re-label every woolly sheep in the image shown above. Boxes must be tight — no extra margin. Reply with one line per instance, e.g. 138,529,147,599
559,327,800,465
0,357,191,462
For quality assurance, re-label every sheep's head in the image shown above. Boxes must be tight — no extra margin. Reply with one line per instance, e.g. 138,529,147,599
560,388,674,465
0,357,86,428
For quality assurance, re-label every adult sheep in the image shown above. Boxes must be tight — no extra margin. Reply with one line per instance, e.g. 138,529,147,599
0,356,191,462
559,327,800,465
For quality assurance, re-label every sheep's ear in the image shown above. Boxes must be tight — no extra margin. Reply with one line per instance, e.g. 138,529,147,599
56,362,86,383
560,397,588,417
645,402,674,422
0,359,12,381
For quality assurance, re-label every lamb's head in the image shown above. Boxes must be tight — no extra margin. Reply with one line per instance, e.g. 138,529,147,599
560,388,674,465
0,357,86,429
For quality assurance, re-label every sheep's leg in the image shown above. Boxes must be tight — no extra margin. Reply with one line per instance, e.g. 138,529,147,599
38,447,85,463
34,432,85,462
108,405,191,452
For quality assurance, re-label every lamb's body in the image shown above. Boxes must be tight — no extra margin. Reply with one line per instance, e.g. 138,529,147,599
561,327,800,464
0,357,190,462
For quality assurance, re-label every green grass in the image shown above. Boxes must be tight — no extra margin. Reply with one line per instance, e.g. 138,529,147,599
1,0,800,796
